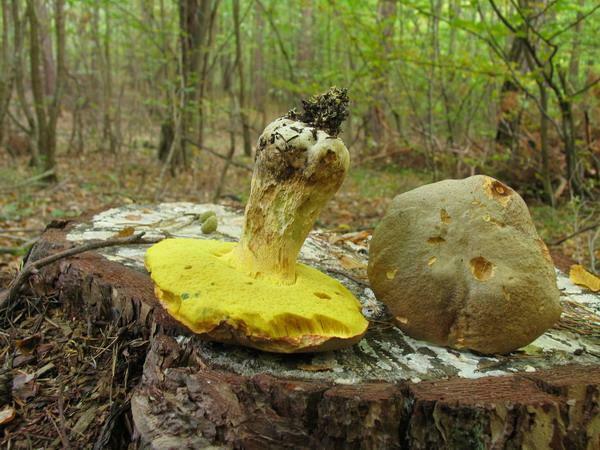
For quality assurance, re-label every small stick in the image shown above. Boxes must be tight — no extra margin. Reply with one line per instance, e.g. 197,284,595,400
0,232,162,309
0,228,44,233
57,382,71,450
549,222,599,246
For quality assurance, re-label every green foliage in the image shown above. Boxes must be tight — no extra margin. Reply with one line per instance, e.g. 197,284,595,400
348,166,431,199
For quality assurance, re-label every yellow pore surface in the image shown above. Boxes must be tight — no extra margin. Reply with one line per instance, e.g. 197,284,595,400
145,238,368,342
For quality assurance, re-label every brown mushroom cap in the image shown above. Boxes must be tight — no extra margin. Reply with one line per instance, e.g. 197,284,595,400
368,175,562,355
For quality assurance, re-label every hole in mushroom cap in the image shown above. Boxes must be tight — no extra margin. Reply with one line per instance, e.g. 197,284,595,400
440,208,451,224
427,236,446,244
314,292,332,300
470,256,495,281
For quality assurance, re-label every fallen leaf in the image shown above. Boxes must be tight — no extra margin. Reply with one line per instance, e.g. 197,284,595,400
330,230,371,245
0,406,16,425
15,334,42,355
339,255,367,270
569,264,600,292
114,226,135,238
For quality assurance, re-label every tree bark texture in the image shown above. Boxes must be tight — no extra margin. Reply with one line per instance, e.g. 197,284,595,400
23,204,600,449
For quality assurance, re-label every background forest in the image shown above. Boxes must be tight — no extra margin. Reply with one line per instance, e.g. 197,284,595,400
1,0,599,279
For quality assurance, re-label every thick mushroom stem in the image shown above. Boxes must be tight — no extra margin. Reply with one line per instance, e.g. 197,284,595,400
229,118,349,284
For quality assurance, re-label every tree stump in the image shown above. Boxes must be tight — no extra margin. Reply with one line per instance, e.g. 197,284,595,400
26,203,600,449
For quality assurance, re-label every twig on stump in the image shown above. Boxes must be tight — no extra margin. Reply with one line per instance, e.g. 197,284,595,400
0,232,162,310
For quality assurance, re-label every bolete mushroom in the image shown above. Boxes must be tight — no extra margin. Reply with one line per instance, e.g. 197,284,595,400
145,88,368,353
368,175,562,355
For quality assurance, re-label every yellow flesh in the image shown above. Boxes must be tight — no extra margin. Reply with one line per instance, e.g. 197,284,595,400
145,238,368,344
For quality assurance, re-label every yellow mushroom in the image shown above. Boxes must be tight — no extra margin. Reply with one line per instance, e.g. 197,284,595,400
145,89,368,353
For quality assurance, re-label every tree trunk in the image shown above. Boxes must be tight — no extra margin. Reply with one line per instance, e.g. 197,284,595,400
11,0,38,164
568,0,585,91
177,0,201,168
495,44,525,153
92,1,116,154
157,119,174,163
20,204,600,449
102,0,117,154
558,68,583,195
213,53,237,202
35,0,55,99
195,0,219,151
45,0,65,178
365,0,396,147
538,81,554,206
0,0,12,148
233,0,252,157
252,1,267,129
27,0,55,180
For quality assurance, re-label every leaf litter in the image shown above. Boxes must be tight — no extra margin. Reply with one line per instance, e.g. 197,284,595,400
0,291,148,448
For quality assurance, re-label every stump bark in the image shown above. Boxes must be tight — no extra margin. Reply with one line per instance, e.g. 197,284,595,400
25,203,600,449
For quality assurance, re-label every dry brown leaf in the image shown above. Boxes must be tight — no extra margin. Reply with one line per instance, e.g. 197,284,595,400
0,406,16,425
15,334,42,355
569,264,600,292
339,255,367,270
114,226,135,238
330,230,371,245
348,230,371,244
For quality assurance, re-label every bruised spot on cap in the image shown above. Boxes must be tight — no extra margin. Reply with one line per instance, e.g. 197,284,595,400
440,208,451,224
483,177,513,207
427,236,446,244
470,256,495,281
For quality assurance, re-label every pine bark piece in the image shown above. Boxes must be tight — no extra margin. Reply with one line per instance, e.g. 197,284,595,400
24,203,600,449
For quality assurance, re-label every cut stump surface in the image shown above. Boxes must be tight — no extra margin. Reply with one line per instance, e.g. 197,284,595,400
26,203,600,449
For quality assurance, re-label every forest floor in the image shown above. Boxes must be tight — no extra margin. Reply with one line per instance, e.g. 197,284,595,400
0,147,597,287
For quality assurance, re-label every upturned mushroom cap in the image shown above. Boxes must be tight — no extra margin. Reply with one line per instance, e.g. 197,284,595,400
368,175,561,355
145,90,368,353
146,239,366,353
